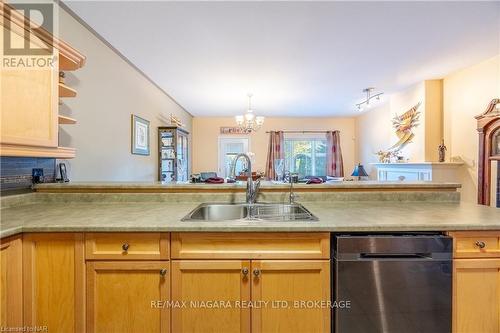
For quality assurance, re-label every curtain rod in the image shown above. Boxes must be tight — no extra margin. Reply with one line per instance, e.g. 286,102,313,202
265,130,337,134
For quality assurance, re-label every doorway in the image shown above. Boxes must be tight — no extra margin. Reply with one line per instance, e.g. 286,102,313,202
218,137,249,178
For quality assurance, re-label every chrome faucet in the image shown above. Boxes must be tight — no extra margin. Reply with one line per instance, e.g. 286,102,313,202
289,173,298,204
230,153,261,204
288,154,300,204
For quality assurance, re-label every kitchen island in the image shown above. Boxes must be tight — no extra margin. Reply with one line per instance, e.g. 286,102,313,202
1,182,499,333
0,179,497,238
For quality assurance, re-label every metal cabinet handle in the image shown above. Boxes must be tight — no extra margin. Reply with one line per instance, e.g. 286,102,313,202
475,241,486,249
160,269,168,276
253,269,261,277
122,243,130,251
242,267,249,276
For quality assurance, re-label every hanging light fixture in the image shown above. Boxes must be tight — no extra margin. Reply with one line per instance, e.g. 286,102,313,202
235,94,264,133
356,87,384,111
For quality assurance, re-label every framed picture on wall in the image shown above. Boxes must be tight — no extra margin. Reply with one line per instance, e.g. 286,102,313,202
131,115,150,155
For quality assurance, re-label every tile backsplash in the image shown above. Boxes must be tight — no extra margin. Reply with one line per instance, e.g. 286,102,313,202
0,157,56,193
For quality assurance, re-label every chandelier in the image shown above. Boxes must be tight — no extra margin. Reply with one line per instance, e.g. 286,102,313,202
235,94,264,133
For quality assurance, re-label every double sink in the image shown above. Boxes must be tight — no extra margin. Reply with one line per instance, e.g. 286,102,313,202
182,203,318,222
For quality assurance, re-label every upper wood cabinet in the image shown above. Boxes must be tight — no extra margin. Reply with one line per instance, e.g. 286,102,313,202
23,233,85,333
0,235,23,328
251,260,330,333
1,45,59,148
171,260,251,333
0,3,85,158
87,261,170,333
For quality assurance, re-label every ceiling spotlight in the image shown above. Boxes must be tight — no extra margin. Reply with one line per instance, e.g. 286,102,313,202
356,87,384,111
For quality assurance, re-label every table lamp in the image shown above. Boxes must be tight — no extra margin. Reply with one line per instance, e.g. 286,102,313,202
351,163,368,181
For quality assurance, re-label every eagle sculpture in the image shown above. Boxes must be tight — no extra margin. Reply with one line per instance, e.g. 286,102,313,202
387,102,421,151
375,102,421,162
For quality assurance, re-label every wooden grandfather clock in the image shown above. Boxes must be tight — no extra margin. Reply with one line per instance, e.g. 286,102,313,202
476,98,500,206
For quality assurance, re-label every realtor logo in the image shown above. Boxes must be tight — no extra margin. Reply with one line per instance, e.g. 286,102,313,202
3,3,53,56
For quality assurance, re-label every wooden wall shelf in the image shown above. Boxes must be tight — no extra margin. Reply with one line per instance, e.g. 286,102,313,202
1,3,86,71
59,52,86,71
58,115,77,125
59,83,77,98
0,144,76,159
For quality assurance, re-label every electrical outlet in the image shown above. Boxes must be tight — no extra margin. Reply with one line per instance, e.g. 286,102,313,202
32,168,44,184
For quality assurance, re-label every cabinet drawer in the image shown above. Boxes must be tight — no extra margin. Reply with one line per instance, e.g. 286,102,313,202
85,233,169,260
171,233,329,259
449,231,500,258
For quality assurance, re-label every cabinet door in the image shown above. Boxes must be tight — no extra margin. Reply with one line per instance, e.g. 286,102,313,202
171,260,251,333
87,261,170,333
454,259,500,333
0,235,23,327
251,260,330,333
0,23,58,148
23,233,85,333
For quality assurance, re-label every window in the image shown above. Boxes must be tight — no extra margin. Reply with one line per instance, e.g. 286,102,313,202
284,137,327,177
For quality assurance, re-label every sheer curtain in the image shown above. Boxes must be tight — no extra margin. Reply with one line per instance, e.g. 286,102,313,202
326,130,344,177
265,131,285,180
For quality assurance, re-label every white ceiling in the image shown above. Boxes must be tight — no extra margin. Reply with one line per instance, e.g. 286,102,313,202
64,1,500,117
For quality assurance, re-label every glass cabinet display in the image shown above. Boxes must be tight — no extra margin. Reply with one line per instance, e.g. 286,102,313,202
158,126,189,182
493,128,500,156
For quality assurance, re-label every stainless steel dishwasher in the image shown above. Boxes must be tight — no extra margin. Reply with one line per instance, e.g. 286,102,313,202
333,233,452,333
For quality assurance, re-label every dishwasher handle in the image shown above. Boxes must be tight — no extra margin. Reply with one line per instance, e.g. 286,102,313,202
336,252,451,261
360,253,432,259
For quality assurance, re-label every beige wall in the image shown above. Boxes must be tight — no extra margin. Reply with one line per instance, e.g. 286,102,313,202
57,6,192,181
357,55,500,202
443,54,500,203
356,103,392,177
356,82,428,176
389,81,427,161
192,117,357,176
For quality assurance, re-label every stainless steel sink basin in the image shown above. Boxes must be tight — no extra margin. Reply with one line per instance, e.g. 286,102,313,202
186,204,248,221
182,203,318,222
250,203,317,221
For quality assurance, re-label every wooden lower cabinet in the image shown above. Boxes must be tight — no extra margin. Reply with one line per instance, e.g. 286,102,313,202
0,235,23,328
23,233,85,333
252,260,330,333
171,259,330,333
86,261,170,333
3,232,331,333
171,260,251,333
453,259,500,333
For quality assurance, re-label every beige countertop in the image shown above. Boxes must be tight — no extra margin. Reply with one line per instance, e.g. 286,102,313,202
1,199,498,238
34,181,462,193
